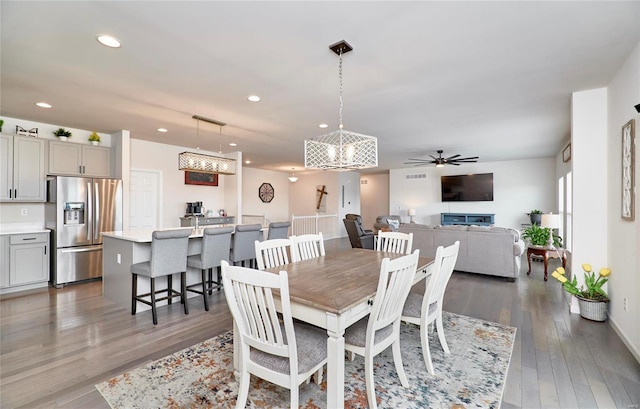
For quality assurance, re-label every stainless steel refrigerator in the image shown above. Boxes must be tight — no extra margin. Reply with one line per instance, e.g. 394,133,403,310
45,176,123,287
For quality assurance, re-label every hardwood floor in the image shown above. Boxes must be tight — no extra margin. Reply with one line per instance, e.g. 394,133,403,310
1,238,638,408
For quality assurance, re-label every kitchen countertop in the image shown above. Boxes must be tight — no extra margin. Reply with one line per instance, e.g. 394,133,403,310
103,225,239,243
0,225,50,235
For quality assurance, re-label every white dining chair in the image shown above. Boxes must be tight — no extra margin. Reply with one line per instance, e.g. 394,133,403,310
344,250,420,409
401,241,459,374
376,231,414,254
221,261,328,408
254,238,293,270
290,232,325,262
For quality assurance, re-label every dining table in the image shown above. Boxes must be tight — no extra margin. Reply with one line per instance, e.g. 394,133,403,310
259,248,435,409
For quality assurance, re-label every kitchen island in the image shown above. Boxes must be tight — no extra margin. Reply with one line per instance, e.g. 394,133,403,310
102,227,241,314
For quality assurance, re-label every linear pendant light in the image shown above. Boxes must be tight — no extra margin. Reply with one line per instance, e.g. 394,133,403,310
178,115,237,175
304,40,378,170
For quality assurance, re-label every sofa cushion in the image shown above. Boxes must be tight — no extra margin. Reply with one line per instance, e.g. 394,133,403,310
435,224,469,231
387,219,400,230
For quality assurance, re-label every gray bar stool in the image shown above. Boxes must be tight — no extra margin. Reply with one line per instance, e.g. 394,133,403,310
229,224,262,268
186,226,233,311
131,229,191,325
267,221,291,240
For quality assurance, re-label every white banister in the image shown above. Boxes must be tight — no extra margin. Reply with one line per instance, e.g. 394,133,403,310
291,213,338,239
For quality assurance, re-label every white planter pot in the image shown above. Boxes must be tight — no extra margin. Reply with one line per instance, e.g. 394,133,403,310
90,141,100,146
58,136,68,141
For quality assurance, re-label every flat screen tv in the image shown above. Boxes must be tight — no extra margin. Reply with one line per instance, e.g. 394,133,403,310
441,173,494,202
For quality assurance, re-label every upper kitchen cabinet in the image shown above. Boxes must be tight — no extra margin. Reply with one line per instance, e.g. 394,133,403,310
49,141,111,177
0,134,46,202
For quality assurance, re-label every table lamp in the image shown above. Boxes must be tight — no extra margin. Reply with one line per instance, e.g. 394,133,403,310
408,208,416,223
541,213,560,247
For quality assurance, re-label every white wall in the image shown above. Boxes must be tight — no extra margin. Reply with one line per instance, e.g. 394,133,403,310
360,173,389,231
606,41,640,361
338,171,362,237
389,158,556,230
571,88,609,316
130,139,230,228
242,167,290,223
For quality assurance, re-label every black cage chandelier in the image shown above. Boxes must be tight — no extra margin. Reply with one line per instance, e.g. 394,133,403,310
304,40,378,170
178,115,237,175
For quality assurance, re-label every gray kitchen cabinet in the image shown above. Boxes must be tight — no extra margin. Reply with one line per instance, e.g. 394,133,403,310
0,134,47,202
1,232,50,292
49,141,111,177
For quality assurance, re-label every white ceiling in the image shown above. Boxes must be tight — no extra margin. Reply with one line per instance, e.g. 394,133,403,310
1,1,639,173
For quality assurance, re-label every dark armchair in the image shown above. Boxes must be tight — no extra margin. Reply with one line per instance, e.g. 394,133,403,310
343,214,375,250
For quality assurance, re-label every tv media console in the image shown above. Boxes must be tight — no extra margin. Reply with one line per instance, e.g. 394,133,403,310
441,213,495,226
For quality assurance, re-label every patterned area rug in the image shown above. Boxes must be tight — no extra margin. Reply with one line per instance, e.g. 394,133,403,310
96,312,515,408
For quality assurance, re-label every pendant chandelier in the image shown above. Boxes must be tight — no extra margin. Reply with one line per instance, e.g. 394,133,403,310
288,168,298,183
304,40,378,170
178,115,237,175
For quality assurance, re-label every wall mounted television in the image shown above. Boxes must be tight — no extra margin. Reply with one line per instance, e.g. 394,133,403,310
441,173,494,202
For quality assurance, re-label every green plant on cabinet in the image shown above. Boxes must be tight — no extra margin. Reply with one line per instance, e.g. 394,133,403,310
522,224,562,247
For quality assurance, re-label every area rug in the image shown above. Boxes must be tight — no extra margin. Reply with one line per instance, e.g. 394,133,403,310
96,312,516,408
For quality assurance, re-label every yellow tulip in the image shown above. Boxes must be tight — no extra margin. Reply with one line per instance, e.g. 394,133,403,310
557,275,568,283
582,263,592,272
551,271,561,280
555,267,566,276
599,268,611,277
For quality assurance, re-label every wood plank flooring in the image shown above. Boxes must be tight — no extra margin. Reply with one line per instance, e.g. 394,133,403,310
1,238,639,408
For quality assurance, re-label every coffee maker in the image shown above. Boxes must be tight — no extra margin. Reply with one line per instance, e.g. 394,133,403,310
186,201,203,216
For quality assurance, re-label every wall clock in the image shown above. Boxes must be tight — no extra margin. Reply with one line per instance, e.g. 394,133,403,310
258,182,274,203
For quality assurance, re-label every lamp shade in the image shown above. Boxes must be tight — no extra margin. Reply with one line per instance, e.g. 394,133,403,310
408,208,417,216
541,213,560,229
178,151,237,175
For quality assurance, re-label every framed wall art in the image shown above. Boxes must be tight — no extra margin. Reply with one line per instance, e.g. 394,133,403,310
184,171,218,186
621,119,635,221
562,143,571,163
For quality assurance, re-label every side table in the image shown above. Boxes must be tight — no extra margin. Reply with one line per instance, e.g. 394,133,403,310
526,246,566,281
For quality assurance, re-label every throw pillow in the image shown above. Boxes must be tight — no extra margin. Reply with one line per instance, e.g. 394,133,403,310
387,219,400,231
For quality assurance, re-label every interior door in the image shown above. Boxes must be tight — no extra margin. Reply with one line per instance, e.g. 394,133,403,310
129,170,160,229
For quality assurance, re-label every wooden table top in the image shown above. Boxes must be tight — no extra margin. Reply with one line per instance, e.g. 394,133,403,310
264,248,434,315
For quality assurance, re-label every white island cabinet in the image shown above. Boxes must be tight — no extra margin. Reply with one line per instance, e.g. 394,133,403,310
102,228,227,314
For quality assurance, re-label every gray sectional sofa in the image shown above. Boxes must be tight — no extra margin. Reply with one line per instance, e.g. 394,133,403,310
399,223,525,279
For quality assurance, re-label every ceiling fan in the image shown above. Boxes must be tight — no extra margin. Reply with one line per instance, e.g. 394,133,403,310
405,150,479,167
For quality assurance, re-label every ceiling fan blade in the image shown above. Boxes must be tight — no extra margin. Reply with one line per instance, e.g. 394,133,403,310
445,154,461,160
450,162,461,166
428,155,438,161
456,156,479,161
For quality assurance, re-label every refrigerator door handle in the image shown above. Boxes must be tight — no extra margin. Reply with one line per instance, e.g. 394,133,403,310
94,182,100,241
87,182,93,242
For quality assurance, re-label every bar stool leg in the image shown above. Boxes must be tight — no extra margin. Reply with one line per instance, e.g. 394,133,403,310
208,268,213,295
167,274,173,305
201,269,209,311
181,272,189,315
131,274,137,314
150,278,158,325
217,267,222,291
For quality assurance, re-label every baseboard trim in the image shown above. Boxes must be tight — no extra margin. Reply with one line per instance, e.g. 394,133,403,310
609,317,640,364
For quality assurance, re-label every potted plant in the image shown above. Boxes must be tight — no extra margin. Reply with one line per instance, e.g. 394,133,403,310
53,127,72,141
522,224,562,247
551,264,611,321
528,209,543,225
88,132,101,145
0,119,4,133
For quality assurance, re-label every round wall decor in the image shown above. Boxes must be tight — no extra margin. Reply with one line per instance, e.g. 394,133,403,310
258,182,274,203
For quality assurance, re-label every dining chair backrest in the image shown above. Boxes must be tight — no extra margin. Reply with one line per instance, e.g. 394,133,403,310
199,226,234,269
267,221,291,240
425,241,460,307
369,250,420,335
376,231,413,255
221,260,297,372
230,224,263,262
290,232,325,262
255,238,292,270
149,229,192,277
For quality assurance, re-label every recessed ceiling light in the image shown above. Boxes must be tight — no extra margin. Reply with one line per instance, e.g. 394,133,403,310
229,143,237,147
319,123,328,129
245,160,251,164
247,95,261,102
35,102,52,109
96,34,122,48
157,128,168,133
